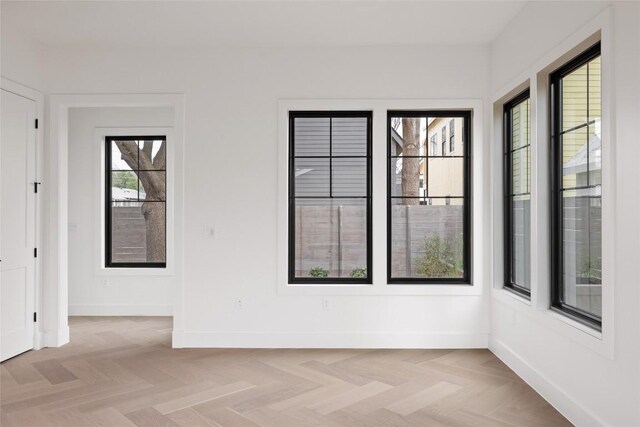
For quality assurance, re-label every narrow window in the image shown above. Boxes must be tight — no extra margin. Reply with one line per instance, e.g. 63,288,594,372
105,136,166,268
550,42,602,328
387,112,471,284
504,89,531,297
430,134,437,156
441,125,447,155
289,111,372,283
449,119,455,153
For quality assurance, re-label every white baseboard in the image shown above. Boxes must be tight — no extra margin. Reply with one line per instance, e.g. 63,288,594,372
68,304,173,316
43,326,70,348
180,331,488,349
489,337,605,427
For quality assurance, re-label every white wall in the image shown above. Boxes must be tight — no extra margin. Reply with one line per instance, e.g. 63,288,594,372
2,0,639,424
489,2,640,426
27,45,491,347
67,107,174,316
0,28,46,92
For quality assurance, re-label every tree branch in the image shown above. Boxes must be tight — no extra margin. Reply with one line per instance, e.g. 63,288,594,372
153,141,166,170
141,140,153,160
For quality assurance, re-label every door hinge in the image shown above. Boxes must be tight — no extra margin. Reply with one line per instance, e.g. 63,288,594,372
33,312,37,322
34,248,38,258
35,118,39,129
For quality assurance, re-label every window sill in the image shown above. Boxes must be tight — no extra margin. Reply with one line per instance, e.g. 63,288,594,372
546,308,602,339
501,287,531,305
279,282,482,296
98,267,173,277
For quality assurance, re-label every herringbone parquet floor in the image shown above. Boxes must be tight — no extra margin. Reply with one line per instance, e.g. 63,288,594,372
1,317,571,426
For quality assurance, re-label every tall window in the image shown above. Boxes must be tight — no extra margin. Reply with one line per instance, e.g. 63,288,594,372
449,119,455,153
504,89,531,297
430,134,437,156
441,125,447,155
106,136,166,268
550,42,602,328
387,112,471,284
289,111,372,283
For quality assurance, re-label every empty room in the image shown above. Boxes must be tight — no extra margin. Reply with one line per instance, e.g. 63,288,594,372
1,1,639,426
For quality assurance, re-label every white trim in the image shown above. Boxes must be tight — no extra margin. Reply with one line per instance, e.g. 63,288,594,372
42,325,70,348
277,98,485,296
182,331,489,349
69,304,172,316
489,338,606,427
93,127,175,276
0,77,45,351
489,8,613,359
46,93,185,349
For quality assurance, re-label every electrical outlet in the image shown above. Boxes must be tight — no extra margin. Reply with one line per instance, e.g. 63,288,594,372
322,299,329,311
236,299,243,310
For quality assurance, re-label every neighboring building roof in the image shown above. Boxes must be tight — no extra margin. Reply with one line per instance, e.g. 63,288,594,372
112,187,145,201
563,134,601,175
391,127,403,152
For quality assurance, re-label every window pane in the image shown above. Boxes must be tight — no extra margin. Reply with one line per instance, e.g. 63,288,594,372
290,112,371,283
561,188,601,317
294,158,330,197
111,171,139,201
332,158,367,197
588,124,602,186
389,156,425,199
551,45,601,324
588,56,601,123
294,117,330,157
390,200,464,279
111,202,166,263
139,171,166,201
511,99,530,149
389,117,428,157
511,195,531,289
511,147,530,195
427,158,464,197
562,127,588,189
562,63,588,131
139,139,165,170
388,113,469,282
505,92,531,294
111,140,137,170
332,117,368,156
429,117,465,156
293,198,367,279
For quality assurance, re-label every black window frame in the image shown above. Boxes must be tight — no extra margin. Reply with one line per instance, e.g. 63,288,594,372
503,88,531,298
549,42,602,330
105,135,167,269
387,110,472,285
288,111,373,284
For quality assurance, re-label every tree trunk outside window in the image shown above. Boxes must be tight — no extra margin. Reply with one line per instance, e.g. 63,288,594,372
115,140,166,262
401,118,420,205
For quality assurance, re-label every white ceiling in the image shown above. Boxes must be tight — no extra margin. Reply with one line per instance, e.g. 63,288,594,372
2,1,526,49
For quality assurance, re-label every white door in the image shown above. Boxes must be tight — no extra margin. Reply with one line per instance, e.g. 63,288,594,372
1,89,37,361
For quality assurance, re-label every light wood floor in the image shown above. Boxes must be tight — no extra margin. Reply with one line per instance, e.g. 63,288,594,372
1,317,571,427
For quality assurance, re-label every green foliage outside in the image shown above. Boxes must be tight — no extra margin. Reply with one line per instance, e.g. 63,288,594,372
309,266,329,278
350,267,367,278
112,171,138,190
415,234,464,278
578,257,602,283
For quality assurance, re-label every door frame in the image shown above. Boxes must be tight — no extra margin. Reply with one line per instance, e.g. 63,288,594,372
46,94,185,348
1,78,45,351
